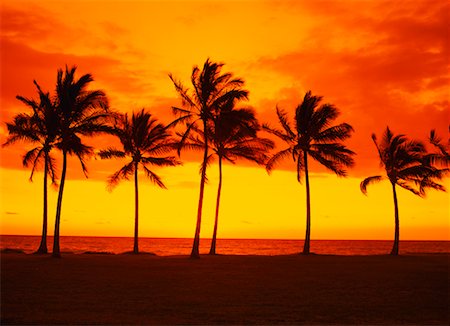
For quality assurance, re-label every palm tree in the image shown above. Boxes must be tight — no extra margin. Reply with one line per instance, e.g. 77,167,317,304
263,91,355,255
361,127,447,255
169,59,249,258
3,81,58,254
182,105,274,254
52,65,110,258
99,109,180,254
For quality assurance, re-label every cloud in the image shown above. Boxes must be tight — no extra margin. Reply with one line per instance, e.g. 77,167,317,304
251,0,449,176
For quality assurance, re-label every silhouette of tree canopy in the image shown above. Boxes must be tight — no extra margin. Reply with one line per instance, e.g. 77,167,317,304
169,58,249,258
99,109,180,254
4,80,59,254
361,127,447,255
52,65,110,258
264,90,355,254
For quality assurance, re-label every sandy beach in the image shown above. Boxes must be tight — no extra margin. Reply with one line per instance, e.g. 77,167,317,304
1,253,448,325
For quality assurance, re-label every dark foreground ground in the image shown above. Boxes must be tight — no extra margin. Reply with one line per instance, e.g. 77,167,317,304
1,253,449,325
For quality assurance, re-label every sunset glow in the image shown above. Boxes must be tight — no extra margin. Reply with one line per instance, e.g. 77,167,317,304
1,0,448,240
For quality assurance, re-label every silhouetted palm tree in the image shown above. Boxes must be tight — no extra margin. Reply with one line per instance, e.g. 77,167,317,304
264,91,355,254
361,127,447,255
182,105,274,254
4,81,58,254
52,65,110,258
169,59,249,258
99,109,180,254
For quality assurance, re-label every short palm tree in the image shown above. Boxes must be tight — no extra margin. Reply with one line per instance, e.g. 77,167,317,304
52,65,110,258
4,81,59,254
264,91,355,255
99,109,180,254
361,127,447,255
169,59,249,258
183,105,274,254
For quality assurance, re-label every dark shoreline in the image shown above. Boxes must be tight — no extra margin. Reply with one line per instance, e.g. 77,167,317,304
2,253,448,325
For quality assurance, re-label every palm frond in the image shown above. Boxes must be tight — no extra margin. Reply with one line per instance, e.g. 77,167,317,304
308,150,348,177
47,153,59,185
316,123,354,143
360,176,384,195
98,148,126,160
262,123,292,142
107,161,135,191
22,147,41,168
169,74,197,110
142,165,167,189
396,181,421,196
275,106,295,139
141,156,180,167
266,147,293,173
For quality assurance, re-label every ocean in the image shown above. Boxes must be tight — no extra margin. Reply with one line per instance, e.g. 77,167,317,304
1,235,449,256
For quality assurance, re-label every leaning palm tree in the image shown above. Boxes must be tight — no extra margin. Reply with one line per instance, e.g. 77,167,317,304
264,91,355,255
52,65,110,258
183,105,274,254
99,109,180,254
361,127,447,255
169,59,249,258
3,81,59,254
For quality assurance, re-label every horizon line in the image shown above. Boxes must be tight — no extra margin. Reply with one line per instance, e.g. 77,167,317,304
1,234,449,242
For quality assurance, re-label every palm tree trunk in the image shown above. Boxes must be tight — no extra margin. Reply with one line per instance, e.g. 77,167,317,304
133,162,139,254
36,151,49,254
390,182,400,255
303,152,311,255
209,156,223,255
52,150,67,258
191,120,209,259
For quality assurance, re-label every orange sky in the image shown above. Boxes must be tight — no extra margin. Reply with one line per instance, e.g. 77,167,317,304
0,0,448,240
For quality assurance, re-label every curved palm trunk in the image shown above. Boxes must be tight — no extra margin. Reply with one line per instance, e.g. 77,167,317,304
133,162,139,254
52,150,67,258
390,182,400,256
209,156,223,255
191,120,209,259
303,152,311,255
36,151,49,254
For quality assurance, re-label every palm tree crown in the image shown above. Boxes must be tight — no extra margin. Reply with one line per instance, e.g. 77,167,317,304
99,109,180,189
5,81,59,183
55,65,110,172
360,127,446,196
264,91,355,180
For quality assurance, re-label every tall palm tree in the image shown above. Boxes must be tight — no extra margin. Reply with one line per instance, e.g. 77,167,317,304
263,91,355,255
361,127,447,255
99,109,180,254
3,81,58,254
182,105,274,254
169,59,249,258
52,65,110,258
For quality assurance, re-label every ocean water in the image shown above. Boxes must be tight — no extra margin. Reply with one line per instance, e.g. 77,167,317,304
1,235,449,256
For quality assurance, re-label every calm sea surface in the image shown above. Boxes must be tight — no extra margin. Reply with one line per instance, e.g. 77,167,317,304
1,235,449,256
